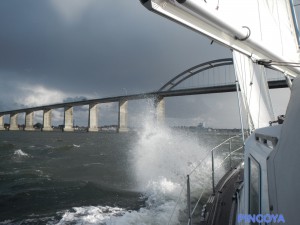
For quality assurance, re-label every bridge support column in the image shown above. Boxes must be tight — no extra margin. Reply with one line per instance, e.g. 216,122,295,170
25,111,35,131
88,103,99,132
64,106,74,132
0,115,4,130
10,113,19,130
118,100,128,132
43,109,53,131
154,96,165,124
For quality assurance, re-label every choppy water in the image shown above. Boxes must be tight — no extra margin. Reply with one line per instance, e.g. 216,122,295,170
0,123,242,225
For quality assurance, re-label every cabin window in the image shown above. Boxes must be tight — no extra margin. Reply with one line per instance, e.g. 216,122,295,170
249,156,261,216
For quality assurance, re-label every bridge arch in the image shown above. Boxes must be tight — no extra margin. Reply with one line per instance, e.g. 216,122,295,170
159,58,233,91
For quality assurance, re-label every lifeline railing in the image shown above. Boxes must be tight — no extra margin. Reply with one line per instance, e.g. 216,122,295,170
166,134,244,225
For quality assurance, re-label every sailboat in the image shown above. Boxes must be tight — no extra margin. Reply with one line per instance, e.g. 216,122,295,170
139,0,300,224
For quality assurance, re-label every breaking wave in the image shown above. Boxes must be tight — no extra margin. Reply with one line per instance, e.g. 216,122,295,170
56,206,126,225
13,149,29,157
56,119,219,224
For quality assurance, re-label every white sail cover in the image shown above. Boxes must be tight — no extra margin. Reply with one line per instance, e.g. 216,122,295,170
204,0,299,60
141,0,300,77
233,50,274,130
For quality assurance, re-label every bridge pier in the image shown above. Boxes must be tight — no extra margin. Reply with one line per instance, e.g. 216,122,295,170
43,109,53,131
88,103,99,132
25,111,35,131
10,113,19,130
118,100,128,132
154,96,165,124
64,106,74,132
0,115,4,130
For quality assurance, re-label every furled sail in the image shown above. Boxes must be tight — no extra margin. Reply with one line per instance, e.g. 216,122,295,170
233,50,274,130
140,0,300,129
140,0,300,77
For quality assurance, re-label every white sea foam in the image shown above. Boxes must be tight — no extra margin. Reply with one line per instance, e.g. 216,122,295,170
0,220,13,225
57,108,225,224
56,202,179,225
56,206,126,225
35,169,49,179
45,145,54,149
13,149,29,157
126,121,214,224
83,162,103,167
133,121,212,189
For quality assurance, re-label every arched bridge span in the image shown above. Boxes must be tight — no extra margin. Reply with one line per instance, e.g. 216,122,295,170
159,58,233,91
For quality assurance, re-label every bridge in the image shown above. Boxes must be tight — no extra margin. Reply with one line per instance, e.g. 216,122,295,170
0,58,287,132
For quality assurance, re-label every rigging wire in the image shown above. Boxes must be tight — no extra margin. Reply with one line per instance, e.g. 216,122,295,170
275,0,284,56
247,57,255,132
257,64,263,128
233,53,246,143
248,59,254,110
262,66,275,120
257,0,263,41
216,0,220,10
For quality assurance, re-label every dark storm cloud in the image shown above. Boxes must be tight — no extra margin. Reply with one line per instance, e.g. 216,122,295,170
0,0,230,95
4,0,290,128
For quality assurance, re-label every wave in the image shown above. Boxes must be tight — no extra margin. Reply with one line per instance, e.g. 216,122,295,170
127,122,213,224
83,163,103,167
13,149,29,157
56,200,179,225
2,216,55,225
35,169,51,180
0,220,13,225
55,120,219,224
45,145,54,149
56,206,126,225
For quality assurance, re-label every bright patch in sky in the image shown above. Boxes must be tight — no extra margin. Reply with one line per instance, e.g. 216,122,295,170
50,0,95,23
15,85,67,107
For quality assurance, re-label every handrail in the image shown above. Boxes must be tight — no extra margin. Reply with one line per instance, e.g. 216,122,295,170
187,134,243,225
210,134,241,152
188,134,241,176
215,146,244,171
190,146,243,216
167,184,185,225
166,134,244,225
191,187,206,215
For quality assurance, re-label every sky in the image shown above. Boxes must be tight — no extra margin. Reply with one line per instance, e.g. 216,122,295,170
0,0,294,128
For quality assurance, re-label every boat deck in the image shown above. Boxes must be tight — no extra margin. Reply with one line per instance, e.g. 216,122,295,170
200,166,244,225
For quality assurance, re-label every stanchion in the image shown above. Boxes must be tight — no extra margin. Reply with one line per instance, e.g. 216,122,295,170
211,150,215,195
187,175,192,225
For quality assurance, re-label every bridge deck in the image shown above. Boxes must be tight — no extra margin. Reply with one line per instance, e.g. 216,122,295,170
0,80,287,115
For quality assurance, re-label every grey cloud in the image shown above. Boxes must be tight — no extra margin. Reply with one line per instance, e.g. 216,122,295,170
0,0,230,94
0,0,289,128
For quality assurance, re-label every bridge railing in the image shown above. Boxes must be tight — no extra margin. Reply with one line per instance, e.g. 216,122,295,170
159,58,286,93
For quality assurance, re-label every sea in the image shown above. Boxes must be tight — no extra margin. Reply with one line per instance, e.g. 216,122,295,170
0,122,243,225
